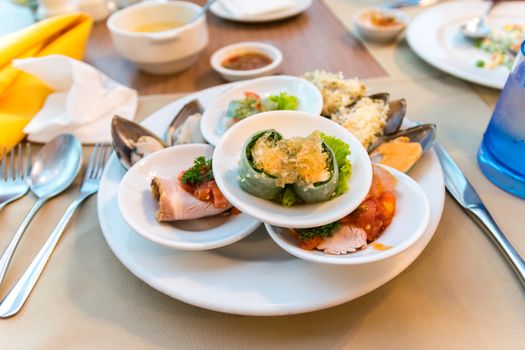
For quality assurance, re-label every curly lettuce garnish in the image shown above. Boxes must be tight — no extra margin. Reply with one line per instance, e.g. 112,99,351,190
320,133,352,196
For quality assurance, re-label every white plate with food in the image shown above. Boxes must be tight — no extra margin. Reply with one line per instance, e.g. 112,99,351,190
98,82,445,316
266,165,430,265
200,75,323,145
213,111,372,228
210,0,312,23
118,144,260,250
407,1,525,89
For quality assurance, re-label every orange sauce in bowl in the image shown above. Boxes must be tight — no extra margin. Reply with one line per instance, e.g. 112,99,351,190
361,11,403,28
221,52,273,71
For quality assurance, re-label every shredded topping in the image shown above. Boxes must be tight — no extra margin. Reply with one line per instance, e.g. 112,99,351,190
251,131,330,187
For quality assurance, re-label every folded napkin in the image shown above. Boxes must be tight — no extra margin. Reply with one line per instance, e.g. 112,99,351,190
14,55,137,143
0,13,92,154
219,0,297,17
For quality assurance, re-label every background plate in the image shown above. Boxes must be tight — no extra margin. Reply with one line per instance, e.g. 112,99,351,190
210,0,312,23
407,1,525,89
97,84,445,316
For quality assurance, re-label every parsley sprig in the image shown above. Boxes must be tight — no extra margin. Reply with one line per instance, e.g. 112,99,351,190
297,222,339,241
181,156,213,185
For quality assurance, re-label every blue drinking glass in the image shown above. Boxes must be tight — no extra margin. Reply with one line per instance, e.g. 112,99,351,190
478,40,525,199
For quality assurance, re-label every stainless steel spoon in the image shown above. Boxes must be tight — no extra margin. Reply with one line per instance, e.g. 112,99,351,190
460,1,496,40
0,134,82,287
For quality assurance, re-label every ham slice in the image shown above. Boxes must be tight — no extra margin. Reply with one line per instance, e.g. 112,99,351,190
151,177,232,221
316,225,367,255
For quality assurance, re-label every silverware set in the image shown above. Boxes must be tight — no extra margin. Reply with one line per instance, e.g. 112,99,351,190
0,135,110,318
0,144,31,210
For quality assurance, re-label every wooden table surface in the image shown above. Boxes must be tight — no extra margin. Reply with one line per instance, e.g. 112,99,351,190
85,0,386,95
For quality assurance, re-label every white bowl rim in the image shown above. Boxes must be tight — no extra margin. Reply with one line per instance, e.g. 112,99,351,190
117,144,261,250
354,7,409,32
210,41,283,77
264,164,431,265
107,0,204,38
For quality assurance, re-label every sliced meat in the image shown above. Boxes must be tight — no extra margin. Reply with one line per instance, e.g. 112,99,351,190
316,225,367,255
151,177,232,222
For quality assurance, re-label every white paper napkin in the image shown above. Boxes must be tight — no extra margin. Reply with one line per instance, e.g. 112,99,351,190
219,0,297,17
13,54,137,144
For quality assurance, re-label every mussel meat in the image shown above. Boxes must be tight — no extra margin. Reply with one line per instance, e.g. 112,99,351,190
165,99,204,146
111,116,166,170
112,99,204,170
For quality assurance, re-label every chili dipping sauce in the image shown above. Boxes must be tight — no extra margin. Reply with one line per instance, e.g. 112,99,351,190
221,52,273,71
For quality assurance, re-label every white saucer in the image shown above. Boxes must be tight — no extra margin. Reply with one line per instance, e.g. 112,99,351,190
266,165,430,265
200,75,323,146
212,110,372,228
118,144,261,250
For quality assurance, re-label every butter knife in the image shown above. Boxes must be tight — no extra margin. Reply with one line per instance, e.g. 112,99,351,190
433,143,525,287
383,0,439,9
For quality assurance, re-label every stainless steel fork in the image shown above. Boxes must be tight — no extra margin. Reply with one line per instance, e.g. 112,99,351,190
0,144,31,210
0,144,110,318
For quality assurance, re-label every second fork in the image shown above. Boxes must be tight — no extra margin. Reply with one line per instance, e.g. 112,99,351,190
0,144,31,210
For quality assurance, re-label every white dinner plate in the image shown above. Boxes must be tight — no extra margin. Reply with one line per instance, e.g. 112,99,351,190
118,144,261,250
407,1,525,89
213,111,372,228
200,75,323,146
97,84,445,316
266,165,430,265
210,0,312,23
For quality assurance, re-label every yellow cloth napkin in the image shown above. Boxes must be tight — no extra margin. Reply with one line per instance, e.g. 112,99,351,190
0,13,92,156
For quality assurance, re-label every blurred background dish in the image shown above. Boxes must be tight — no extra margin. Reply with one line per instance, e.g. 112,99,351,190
354,7,409,43
210,0,312,23
407,1,525,89
210,41,283,82
107,1,209,75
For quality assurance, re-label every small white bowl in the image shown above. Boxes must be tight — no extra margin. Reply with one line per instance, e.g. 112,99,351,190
212,111,373,229
354,7,409,43
200,75,323,146
118,144,261,250
107,1,209,74
210,42,283,82
265,165,430,265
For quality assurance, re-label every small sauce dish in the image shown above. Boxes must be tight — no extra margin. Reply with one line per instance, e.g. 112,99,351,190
354,7,409,43
210,42,283,82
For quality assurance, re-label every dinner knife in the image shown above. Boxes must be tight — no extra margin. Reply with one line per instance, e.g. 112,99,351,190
383,0,439,9
433,142,525,288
